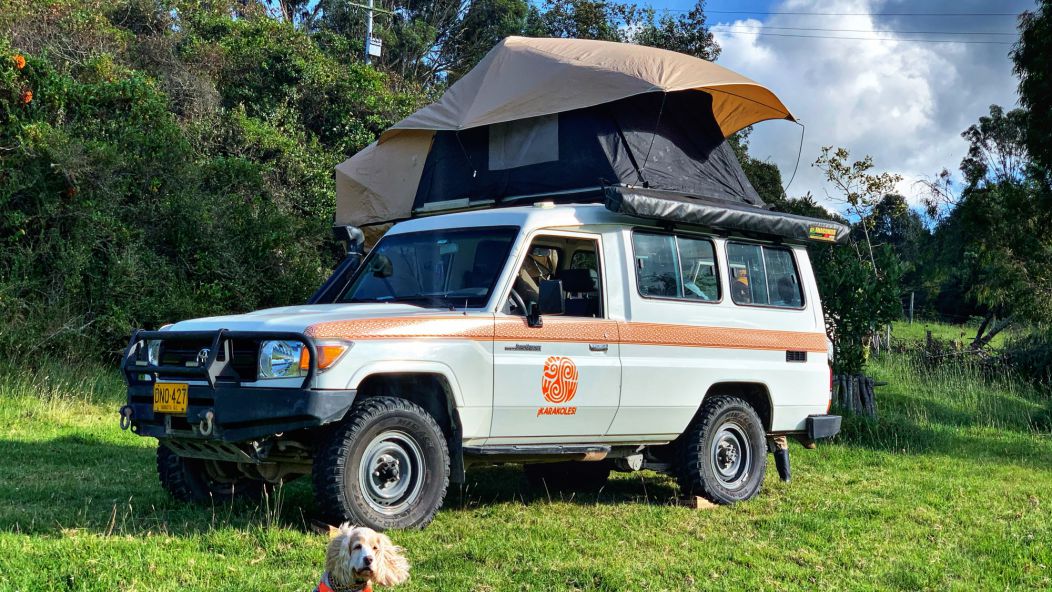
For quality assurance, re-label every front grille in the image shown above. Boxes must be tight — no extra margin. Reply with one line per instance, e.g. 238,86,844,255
159,339,259,381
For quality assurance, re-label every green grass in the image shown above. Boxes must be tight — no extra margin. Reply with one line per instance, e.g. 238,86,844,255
1,357,1051,591
890,320,1013,350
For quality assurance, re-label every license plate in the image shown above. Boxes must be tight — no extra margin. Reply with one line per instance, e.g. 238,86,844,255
153,383,188,415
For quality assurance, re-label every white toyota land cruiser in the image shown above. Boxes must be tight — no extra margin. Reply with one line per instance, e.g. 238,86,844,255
120,202,842,530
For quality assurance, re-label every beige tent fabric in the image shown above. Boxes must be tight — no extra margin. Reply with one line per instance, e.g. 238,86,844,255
335,129,434,227
335,36,795,226
394,36,794,136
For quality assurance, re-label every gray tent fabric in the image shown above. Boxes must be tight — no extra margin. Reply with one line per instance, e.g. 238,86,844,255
413,91,763,211
604,186,850,245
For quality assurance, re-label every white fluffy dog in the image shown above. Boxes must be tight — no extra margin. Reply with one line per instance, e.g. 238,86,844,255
315,524,410,592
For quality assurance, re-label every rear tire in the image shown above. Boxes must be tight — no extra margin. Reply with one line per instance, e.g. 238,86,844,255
523,461,611,492
156,444,264,503
313,396,450,530
677,396,766,504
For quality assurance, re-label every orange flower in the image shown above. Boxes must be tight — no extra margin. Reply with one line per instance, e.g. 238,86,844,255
13,54,25,70
20,89,32,104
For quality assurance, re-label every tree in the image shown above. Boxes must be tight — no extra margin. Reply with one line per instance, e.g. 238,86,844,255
622,1,720,60
1012,0,1052,187
728,128,784,206
930,104,1052,349
813,147,902,274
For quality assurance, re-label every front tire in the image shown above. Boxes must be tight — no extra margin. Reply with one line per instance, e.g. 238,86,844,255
677,396,767,504
156,444,264,503
313,396,450,530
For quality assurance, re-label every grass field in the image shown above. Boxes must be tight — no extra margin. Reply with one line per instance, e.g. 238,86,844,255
890,319,1013,350
1,349,1051,591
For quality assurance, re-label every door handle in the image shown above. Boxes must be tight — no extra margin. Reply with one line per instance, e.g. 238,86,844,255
589,343,608,352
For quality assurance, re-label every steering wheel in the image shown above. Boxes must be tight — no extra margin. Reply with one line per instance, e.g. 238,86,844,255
508,288,527,315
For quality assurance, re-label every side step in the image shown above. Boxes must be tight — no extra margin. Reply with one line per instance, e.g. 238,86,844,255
463,444,611,463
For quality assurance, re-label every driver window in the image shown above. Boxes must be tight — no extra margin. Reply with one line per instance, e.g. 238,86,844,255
507,236,603,318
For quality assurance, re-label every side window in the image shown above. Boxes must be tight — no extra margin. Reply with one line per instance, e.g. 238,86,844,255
508,236,604,318
677,236,719,302
764,248,803,307
632,231,719,302
632,233,679,298
726,243,802,308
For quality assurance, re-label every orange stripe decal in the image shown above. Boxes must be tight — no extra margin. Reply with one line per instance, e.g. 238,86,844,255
305,316,493,340
495,317,617,343
305,316,826,352
618,322,827,352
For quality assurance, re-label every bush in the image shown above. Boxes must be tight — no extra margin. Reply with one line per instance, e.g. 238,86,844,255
0,4,420,362
1001,329,1052,386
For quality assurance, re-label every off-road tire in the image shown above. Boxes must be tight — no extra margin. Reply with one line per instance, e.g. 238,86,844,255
677,396,767,504
313,396,450,530
156,444,264,503
523,461,611,492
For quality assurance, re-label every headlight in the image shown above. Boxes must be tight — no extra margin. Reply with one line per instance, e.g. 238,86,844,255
147,340,161,366
258,341,351,379
147,324,173,367
259,341,308,379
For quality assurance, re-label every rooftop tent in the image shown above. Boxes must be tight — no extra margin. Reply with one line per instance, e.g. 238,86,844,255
413,90,764,212
334,36,849,244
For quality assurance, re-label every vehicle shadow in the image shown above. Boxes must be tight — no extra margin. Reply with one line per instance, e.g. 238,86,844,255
451,464,683,510
0,435,318,537
0,435,680,538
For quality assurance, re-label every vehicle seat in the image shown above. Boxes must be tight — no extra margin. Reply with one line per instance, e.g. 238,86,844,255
557,268,599,317
462,240,508,290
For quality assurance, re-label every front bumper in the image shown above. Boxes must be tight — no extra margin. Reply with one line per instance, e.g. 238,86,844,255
121,328,356,442
125,384,357,442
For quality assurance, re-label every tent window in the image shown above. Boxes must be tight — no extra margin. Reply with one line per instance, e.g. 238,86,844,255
488,114,559,170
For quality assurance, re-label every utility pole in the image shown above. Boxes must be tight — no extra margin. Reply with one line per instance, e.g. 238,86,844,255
363,0,374,65
346,1,391,64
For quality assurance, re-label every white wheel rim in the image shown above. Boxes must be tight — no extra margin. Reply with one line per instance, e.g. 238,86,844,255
358,430,426,515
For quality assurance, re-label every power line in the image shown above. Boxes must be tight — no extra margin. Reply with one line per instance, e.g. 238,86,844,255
704,9,1021,17
725,24,1017,36
715,30,1014,44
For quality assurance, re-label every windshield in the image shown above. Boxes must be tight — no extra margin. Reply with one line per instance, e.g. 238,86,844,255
340,226,519,308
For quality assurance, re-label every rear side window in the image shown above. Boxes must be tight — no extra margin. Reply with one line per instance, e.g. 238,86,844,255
632,232,719,302
726,243,803,308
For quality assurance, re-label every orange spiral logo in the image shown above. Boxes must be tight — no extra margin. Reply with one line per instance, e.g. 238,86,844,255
541,356,578,404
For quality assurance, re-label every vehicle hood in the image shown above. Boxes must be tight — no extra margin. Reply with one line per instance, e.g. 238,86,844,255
167,304,486,335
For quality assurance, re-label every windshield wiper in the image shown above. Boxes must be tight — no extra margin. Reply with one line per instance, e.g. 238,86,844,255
383,295,455,309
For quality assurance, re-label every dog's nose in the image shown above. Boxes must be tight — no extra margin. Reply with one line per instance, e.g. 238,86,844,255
363,556,373,566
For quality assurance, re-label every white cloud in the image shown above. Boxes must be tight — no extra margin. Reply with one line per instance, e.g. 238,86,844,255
710,0,1022,212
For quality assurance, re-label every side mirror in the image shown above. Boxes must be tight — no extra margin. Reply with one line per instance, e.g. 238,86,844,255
538,279,565,315
526,281,564,329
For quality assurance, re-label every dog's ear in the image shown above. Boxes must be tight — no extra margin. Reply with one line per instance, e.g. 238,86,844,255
373,532,410,586
327,524,342,539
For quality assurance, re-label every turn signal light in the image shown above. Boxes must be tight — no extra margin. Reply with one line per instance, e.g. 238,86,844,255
299,344,351,372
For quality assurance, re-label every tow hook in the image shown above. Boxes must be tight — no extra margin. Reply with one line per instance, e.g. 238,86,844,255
198,410,215,437
119,405,133,431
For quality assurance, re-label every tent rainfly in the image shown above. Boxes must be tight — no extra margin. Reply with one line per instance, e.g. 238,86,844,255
335,36,849,245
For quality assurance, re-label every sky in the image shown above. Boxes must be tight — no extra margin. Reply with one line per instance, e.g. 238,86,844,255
661,0,1032,211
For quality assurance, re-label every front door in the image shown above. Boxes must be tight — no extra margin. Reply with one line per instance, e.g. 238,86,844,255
490,232,621,441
